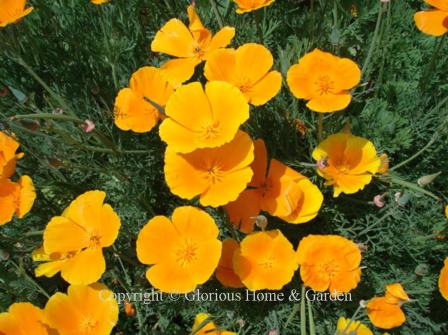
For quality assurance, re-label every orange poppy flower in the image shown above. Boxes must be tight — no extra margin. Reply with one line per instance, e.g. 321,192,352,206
0,131,24,180
312,132,382,197
384,283,410,304
151,5,235,84
136,206,222,293
439,257,448,300
225,139,323,233
159,81,249,154
164,131,254,207
233,229,298,290
0,302,49,335
336,317,373,335
287,49,361,113
45,284,119,335
367,297,406,330
296,235,362,293
0,0,33,28
233,0,276,14
215,238,244,288
192,313,236,335
204,43,282,106
0,176,36,225
414,0,448,36
114,66,174,133
33,190,121,285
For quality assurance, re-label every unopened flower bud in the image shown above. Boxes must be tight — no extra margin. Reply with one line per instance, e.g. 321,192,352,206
252,215,268,230
417,171,441,187
359,300,368,308
316,157,329,170
414,264,429,276
373,194,385,208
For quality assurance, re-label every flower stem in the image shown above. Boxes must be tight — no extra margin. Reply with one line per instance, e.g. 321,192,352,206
317,114,323,142
210,0,224,28
300,284,307,335
255,11,264,43
420,35,445,91
361,2,385,81
380,175,440,201
339,304,363,335
9,259,50,299
307,298,316,335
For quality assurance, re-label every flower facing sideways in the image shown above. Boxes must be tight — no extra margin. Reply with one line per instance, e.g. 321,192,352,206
0,303,50,335
233,229,298,291
33,190,121,285
45,284,119,335
159,81,249,154
367,283,410,330
191,313,236,335
336,317,373,335
414,0,448,36
114,66,174,133
164,131,254,207
0,0,33,28
204,43,282,106
0,131,24,180
312,132,382,197
439,257,448,300
151,5,235,83
233,0,276,14
225,139,323,233
215,238,244,288
287,49,361,113
136,206,222,293
296,235,362,293
0,176,36,225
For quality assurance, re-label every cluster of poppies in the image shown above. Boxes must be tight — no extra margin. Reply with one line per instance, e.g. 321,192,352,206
1,0,448,334
0,131,35,226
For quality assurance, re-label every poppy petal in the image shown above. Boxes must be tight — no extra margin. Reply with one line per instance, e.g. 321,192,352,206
306,93,352,113
246,70,282,106
151,18,197,57
414,10,448,36
61,248,106,285
160,57,201,84
225,189,262,233
16,175,36,219
43,216,90,254
206,27,235,55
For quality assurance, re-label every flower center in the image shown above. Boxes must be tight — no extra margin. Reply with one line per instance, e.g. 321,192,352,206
320,259,340,278
176,240,198,267
199,121,220,140
207,165,224,184
89,234,102,248
259,256,275,269
80,316,98,333
193,45,205,59
315,75,335,95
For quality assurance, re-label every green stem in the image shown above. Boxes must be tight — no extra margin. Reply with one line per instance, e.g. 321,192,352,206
10,113,84,123
210,0,224,28
361,2,385,80
9,260,50,299
390,134,437,171
381,175,440,201
300,285,307,335
420,35,446,91
339,305,363,335
255,11,264,43
307,299,316,335
357,206,395,237
317,114,323,142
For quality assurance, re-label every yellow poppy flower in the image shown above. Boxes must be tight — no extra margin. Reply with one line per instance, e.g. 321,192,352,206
367,297,406,330
114,66,174,133
0,303,50,335
0,176,36,225
312,132,382,197
336,317,373,335
164,131,254,207
439,257,448,300
234,229,298,290
159,81,249,154
192,313,236,335
225,139,323,233
33,190,121,285
204,43,282,106
445,205,448,218
296,235,362,293
45,284,119,335
91,0,110,4
215,238,244,288
287,49,361,113
151,5,235,84
233,0,276,14
136,206,222,293
0,131,24,180
414,0,448,36
0,0,33,28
